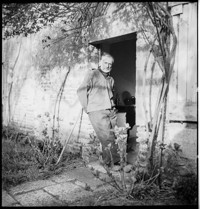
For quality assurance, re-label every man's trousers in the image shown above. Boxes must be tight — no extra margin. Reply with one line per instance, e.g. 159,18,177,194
88,108,120,166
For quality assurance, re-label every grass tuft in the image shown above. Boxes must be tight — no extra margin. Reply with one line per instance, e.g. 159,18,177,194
2,125,82,190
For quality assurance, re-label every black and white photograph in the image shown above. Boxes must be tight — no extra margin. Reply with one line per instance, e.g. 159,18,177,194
2,2,198,206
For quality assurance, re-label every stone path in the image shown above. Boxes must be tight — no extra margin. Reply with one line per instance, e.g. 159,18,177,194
2,161,114,207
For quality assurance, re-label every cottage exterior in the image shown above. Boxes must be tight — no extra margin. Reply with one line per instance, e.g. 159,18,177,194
2,2,197,161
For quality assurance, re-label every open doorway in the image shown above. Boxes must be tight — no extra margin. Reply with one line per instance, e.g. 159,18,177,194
89,32,137,161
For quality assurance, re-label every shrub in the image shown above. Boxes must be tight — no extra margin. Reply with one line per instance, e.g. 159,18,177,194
173,174,198,204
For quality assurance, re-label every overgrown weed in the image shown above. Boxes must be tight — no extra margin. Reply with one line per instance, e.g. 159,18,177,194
88,124,197,205
2,125,81,190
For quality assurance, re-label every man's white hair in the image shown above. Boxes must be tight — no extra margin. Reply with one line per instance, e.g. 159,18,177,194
101,52,114,63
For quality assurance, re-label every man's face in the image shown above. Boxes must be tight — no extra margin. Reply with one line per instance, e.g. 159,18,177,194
100,57,113,73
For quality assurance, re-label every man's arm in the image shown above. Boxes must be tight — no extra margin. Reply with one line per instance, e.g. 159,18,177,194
77,70,92,113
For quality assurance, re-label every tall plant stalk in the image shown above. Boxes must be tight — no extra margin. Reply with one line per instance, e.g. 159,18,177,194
149,60,156,127
52,67,70,142
142,2,177,175
8,41,22,123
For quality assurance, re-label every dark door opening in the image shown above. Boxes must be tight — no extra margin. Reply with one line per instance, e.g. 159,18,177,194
89,32,137,153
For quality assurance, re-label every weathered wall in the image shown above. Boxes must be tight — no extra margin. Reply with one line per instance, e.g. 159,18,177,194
2,26,95,145
135,2,197,123
89,3,137,43
168,2,197,121
166,2,197,161
134,2,197,161
165,123,197,159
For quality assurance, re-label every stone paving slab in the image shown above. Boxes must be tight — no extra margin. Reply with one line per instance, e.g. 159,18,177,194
2,162,122,206
14,189,63,206
44,182,93,204
2,190,19,206
49,173,76,183
8,179,56,196
55,166,105,190
74,180,89,189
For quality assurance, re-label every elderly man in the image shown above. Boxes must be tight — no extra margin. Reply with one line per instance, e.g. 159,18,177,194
77,52,120,167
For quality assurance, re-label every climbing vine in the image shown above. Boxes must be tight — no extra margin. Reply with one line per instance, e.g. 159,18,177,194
138,2,177,185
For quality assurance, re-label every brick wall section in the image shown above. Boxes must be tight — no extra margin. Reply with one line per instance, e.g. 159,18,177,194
2,33,96,147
